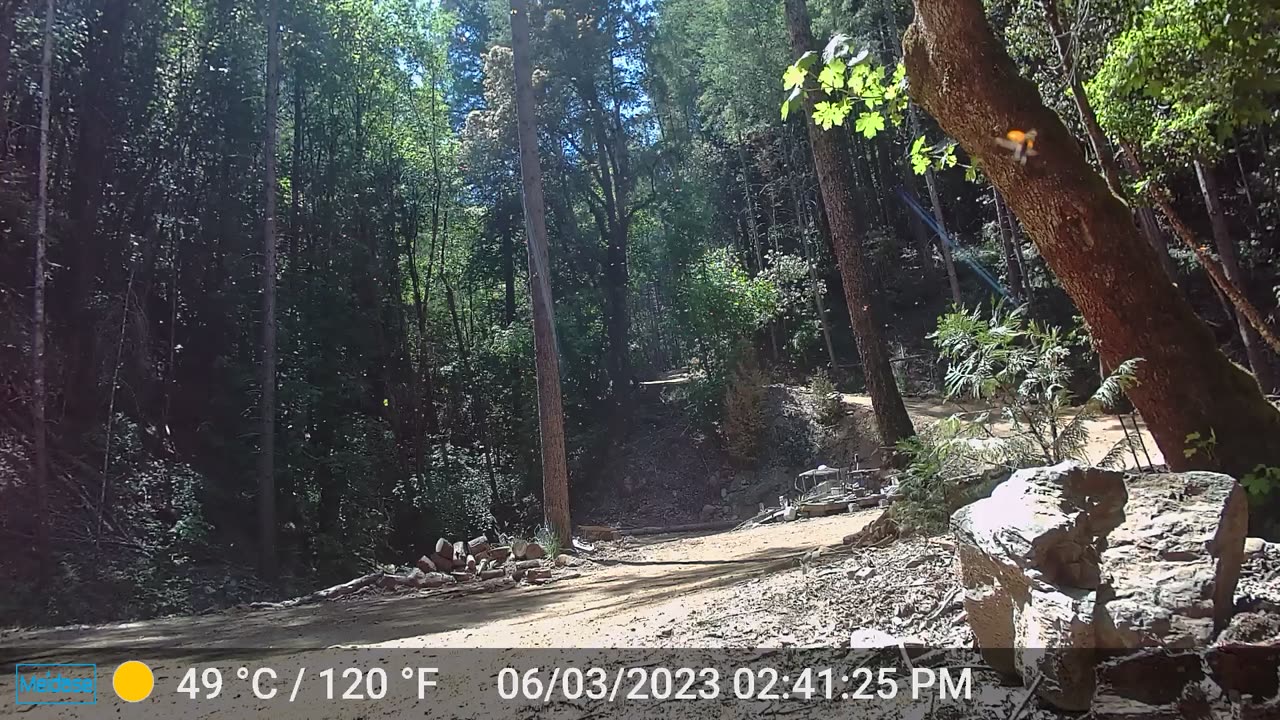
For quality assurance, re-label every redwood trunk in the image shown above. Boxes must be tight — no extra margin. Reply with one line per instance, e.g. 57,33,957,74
903,0,1280,478
784,0,914,448
511,0,572,544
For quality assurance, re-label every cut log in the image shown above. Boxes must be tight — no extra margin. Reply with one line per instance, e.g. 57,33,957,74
465,554,477,573
488,546,512,564
525,568,553,583
430,552,454,571
435,538,453,556
512,539,529,559
469,534,488,547
453,541,467,560
624,520,739,536
304,572,383,603
578,525,622,541
478,569,505,581
469,542,492,557
523,542,546,560
514,559,543,571
416,555,437,573
451,571,476,582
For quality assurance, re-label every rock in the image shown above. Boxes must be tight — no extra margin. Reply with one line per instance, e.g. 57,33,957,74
700,504,720,521
1245,537,1268,558
849,566,876,581
1215,611,1280,646
1098,470,1247,648
523,542,546,560
416,555,437,573
554,554,577,567
951,463,1248,712
783,506,799,522
847,627,926,649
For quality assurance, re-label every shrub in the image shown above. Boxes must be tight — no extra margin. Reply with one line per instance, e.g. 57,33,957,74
807,369,843,426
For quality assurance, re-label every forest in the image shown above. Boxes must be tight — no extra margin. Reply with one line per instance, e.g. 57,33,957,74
1,0,1279,625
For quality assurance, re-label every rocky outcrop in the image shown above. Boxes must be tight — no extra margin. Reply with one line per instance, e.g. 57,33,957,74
951,462,1249,711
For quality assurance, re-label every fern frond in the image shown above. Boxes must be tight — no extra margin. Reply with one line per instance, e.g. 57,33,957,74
1098,434,1137,469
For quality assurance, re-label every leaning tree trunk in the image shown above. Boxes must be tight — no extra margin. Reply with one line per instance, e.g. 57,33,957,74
1194,158,1276,393
784,0,915,449
511,0,572,544
903,0,1280,479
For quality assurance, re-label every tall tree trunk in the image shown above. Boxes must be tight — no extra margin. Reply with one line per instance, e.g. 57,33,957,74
793,175,838,370
993,188,1024,301
784,0,914,449
258,0,280,578
1117,149,1176,280
924,166,962,304
1194,158,1276,392
31,0,54,579
903,0,1280,479
1041,0,1122,197
0,1,16,157
1043,0,1175,283
510,0,571,545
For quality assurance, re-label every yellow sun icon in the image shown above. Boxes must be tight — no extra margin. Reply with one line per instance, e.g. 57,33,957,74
112,661,155,703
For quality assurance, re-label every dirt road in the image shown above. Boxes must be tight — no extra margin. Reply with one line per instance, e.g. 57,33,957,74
1,513,880,718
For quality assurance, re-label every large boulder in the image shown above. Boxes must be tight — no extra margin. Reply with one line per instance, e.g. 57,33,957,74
951,462,1248,711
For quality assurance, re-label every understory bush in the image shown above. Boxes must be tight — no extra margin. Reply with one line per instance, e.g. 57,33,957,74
893,305,1142,532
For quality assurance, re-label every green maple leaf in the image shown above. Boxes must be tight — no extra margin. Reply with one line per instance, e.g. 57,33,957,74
817,59,847,92
780,86,803,121
813,100,851,130
854,111,885,138
783,64,807,90
910,137,930,175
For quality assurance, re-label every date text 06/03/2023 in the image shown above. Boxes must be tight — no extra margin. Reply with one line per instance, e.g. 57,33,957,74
494,666,973,703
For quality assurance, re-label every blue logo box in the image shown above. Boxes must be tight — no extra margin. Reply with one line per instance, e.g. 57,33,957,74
15,663,98,705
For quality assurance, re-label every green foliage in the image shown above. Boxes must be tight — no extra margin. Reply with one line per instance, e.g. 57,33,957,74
1242,465,1280,498
930,304,1143,468
1087,0,1280,163
1183,428,1219,461
779,38,909,137
807,370,843,426
673,248,781,375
